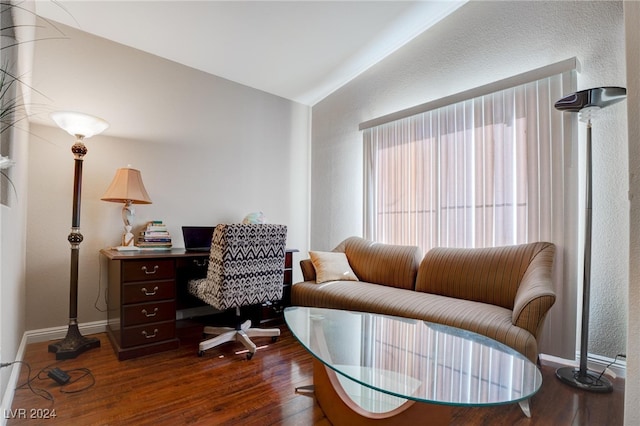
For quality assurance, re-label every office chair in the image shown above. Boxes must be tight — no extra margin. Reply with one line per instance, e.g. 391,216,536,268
188,223,287,359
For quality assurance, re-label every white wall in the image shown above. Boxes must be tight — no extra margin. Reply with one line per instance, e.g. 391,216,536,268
311,1,627,361
0,0,34,409
624,2,640,424
0,108,28,411
24,25,310,330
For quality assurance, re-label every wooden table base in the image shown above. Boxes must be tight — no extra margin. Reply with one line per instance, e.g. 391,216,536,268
312,359,452,425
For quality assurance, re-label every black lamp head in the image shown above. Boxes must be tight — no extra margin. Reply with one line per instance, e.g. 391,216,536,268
554,86,626,112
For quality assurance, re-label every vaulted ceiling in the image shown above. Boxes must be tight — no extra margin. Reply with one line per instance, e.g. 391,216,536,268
35,1,466,106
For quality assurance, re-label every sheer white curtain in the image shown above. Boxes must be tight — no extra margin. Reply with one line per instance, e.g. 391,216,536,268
363,68,578,358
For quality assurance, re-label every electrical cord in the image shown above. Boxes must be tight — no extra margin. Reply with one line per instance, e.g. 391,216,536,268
2,360,97,404
59,368,95,394
595,353,626,382
94,251,108,312
37,363,96,394
5,361,54,403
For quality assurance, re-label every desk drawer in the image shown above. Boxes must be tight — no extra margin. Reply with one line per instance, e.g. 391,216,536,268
123,280,174,304
121,320,175,348
123,300,176,326
123,259,174,282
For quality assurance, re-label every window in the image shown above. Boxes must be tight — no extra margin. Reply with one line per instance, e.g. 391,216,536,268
362,61,580,358
363,69,574,255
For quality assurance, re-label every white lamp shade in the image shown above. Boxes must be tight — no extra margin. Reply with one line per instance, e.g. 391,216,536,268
101,167,152,204
50,111,109,138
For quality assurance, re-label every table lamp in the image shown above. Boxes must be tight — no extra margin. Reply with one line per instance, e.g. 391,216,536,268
48,110,109,359
101,166,152,251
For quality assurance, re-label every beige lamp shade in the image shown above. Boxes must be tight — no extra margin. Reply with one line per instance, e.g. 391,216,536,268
101,167,152,204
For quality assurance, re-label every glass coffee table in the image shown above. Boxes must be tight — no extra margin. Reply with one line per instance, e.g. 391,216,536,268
285,306,542,425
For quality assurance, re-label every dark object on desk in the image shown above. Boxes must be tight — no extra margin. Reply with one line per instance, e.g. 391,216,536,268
188,223,288,359
182,226,215,252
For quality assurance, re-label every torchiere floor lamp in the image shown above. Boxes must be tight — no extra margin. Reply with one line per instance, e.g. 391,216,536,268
554,86,626,392
48,111,109,360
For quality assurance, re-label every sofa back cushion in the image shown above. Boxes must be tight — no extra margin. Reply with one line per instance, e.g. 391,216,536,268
334,237,422,290
415,242,553,309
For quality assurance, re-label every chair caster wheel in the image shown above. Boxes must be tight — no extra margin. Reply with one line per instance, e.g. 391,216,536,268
246,352,254,360
271,336,278,342
198,351,204,357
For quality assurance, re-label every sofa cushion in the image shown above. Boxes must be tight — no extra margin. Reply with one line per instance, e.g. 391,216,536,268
291,280,539,362
415,242,553,310
333,236,422,290
309,251,359,283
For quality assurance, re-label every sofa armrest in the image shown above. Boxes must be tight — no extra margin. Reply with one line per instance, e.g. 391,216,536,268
512,243,556,337
300,258,316,282
299,239,350,283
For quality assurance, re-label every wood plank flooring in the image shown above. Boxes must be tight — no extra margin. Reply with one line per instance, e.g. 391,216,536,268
7,323,624,425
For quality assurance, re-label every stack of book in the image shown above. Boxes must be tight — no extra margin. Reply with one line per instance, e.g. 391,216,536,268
137,221,172,250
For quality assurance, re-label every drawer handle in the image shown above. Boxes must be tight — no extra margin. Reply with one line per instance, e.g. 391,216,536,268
140,286,159,296
193,259,208,267
141,329,159,339
141,307,159,317
141,265,159,275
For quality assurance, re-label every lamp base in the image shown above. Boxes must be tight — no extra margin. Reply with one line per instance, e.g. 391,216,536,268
556,366,613,393
48,323,100,360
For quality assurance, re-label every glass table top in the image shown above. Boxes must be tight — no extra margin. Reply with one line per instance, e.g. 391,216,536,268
284,306,542,409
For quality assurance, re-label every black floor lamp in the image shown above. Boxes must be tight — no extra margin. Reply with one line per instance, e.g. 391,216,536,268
48,111,109,360
554,87,626,392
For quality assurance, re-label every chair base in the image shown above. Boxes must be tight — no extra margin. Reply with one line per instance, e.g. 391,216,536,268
199,319,280,359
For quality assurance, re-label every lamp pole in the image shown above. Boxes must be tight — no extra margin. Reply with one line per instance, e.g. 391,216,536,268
47,135,100,359
554,87,626,392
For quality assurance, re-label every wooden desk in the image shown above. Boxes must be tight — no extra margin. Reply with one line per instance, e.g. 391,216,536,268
100,248,296,360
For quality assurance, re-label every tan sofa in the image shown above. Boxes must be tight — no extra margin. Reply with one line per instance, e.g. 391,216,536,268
291,237,556,362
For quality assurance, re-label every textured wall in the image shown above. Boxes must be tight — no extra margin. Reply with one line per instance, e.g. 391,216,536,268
311,1,627,360
624,2,639,424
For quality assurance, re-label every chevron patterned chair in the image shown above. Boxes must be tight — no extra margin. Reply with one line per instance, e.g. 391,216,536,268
188,223,288,359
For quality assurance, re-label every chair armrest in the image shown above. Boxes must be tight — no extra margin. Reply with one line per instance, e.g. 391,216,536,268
512,243,556,337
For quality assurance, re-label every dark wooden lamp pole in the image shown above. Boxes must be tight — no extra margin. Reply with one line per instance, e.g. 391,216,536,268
48,112,108,360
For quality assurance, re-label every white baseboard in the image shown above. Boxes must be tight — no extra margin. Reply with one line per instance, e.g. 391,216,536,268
540,352,626,379
23,320,108,344
0,333,27,426
1,320,107,426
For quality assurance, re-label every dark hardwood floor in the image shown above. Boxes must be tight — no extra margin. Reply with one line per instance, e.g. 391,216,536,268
7,321,624,425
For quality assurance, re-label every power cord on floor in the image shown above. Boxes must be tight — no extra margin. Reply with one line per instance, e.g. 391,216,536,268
596,353,626,382
3,361,54,403
36,362,96,394
2,360,97,404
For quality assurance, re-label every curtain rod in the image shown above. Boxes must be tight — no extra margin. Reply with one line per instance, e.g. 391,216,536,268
359,57,579,131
